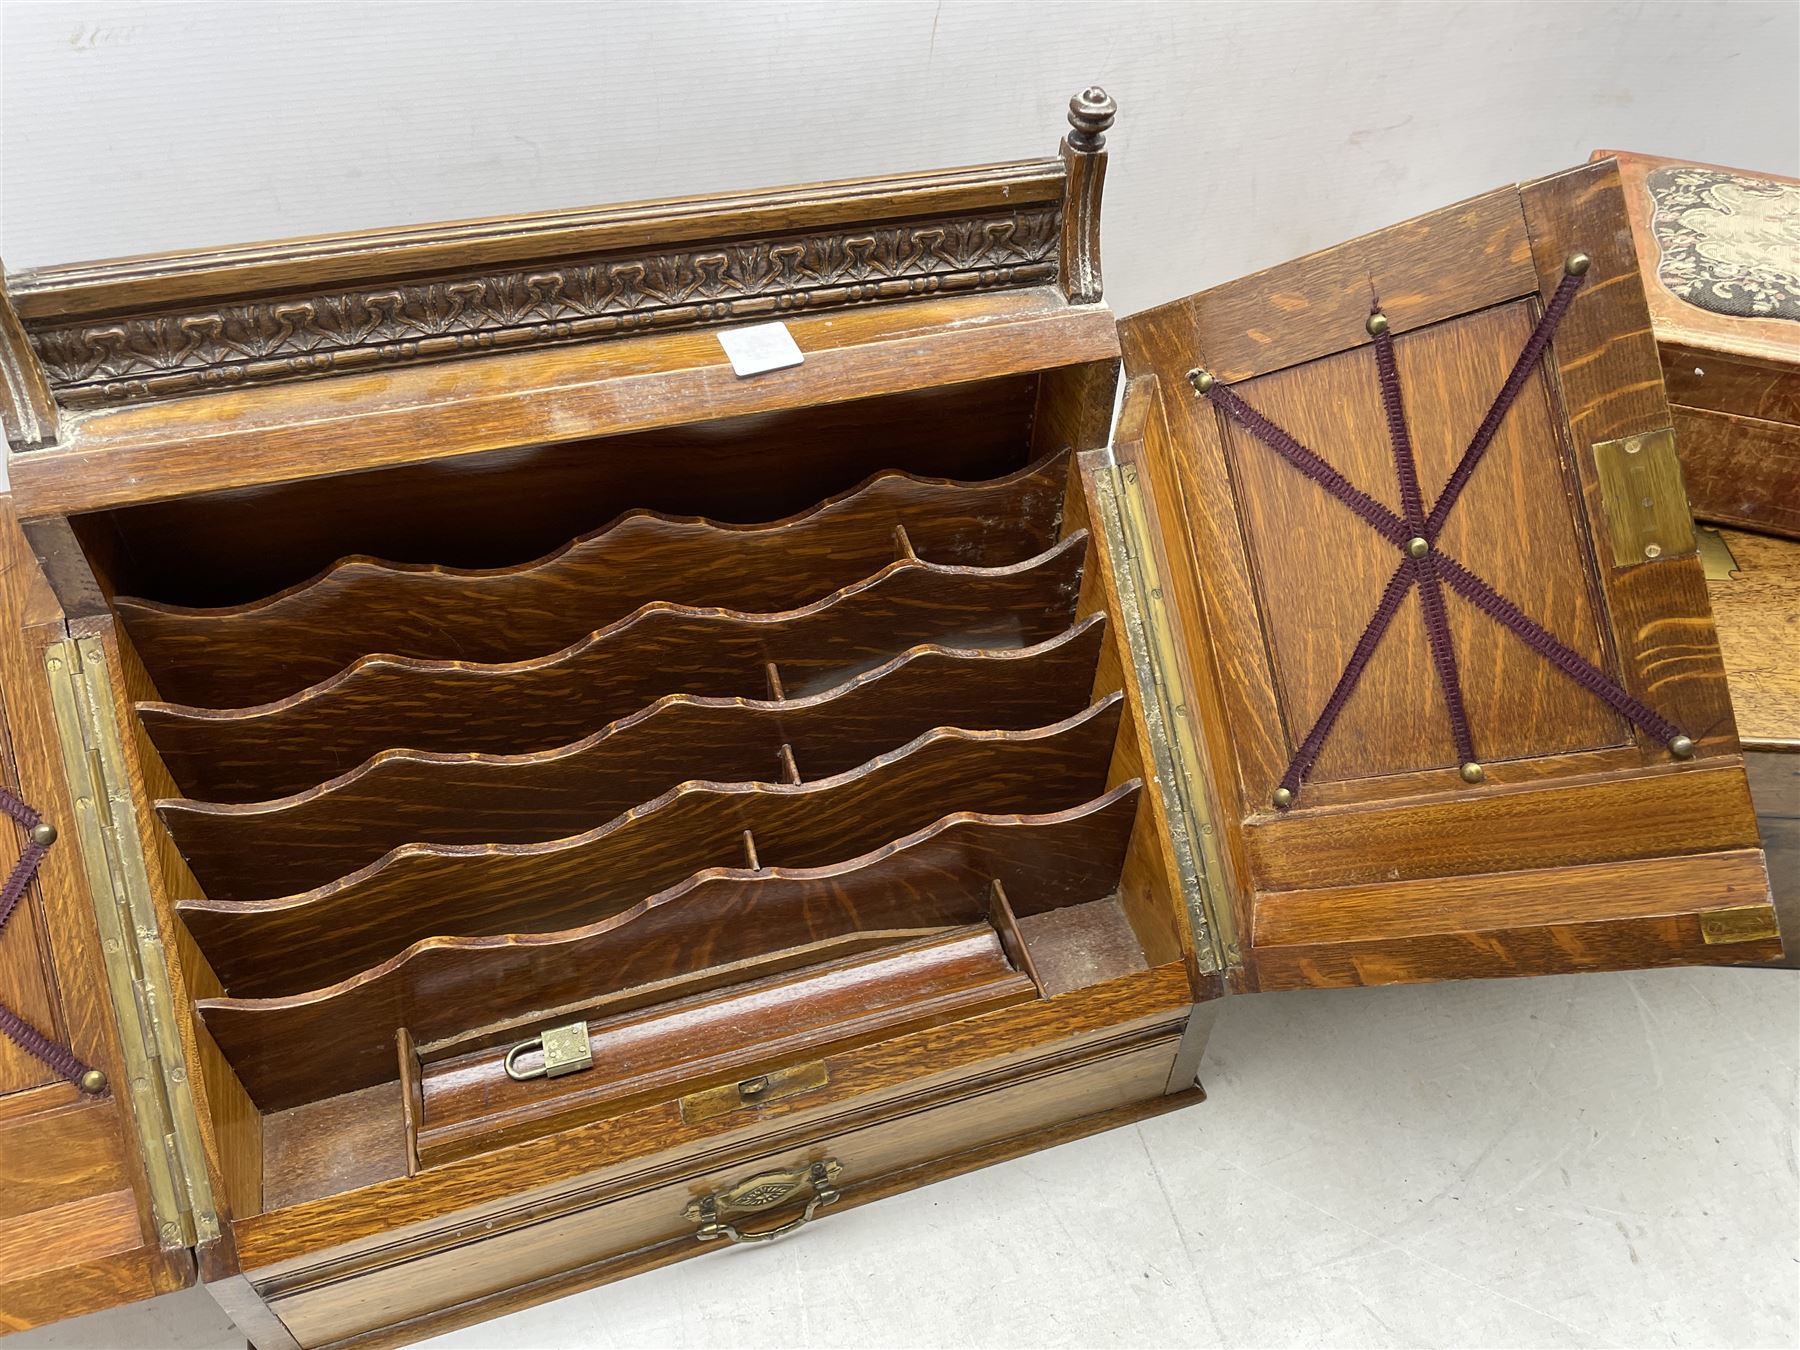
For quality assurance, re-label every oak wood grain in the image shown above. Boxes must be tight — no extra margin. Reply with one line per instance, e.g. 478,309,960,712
139,532,1090,802
0,102,1197,1350
198,782,1145,1109
249,1082,1197,1350
158,616,1108,902
1247,763,1759,891
1219,299,1621,783
1705,529,1799,749
181,699,1123,997
101,616,263,1223
1662,347,1800,424
1014,896,1148,997
1108,374,1257,987
0,262,57,450
1031,361,1119,462
1068,445,1194,973
1253,847,1774,946
1669,407,1800,539
1746,754,1798,965
265,1026,1180,1347
261,1083,409,1212
1520,160,1741,754
0,721,61,1094
1120,163,1770,992
1251,911,1783,990
228,962,1188,1270
10,292,1118,519
1135,184,1538,384
1601,149,1800,538
119,451,1073,707
1707,529,1798,958
86,379,1040,607
0,1096,129,1221
413,925,1035,1168
1,1241,191,1337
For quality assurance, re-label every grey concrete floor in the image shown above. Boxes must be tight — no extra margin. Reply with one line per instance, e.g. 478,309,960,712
11,966,1798,1349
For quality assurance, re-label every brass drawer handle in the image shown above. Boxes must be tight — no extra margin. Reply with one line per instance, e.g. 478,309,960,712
682,1159,843,1245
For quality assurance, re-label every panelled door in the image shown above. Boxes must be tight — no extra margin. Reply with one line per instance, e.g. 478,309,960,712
0,497,194,1331
1117,160,1782,991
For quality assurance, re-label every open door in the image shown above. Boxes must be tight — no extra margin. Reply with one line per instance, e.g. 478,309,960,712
0,497,197,1330
1116,159,1783,991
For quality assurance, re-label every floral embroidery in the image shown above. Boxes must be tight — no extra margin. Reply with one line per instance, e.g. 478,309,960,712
1647,166,1800,322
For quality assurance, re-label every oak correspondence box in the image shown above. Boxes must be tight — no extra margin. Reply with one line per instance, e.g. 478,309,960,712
0,90,1786,1348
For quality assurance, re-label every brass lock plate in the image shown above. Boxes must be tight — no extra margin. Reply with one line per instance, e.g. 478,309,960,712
679,1061,829,1123
1699,905,1782,945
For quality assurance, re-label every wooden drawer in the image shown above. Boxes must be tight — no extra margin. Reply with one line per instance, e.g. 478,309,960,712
256,1022,1185,1347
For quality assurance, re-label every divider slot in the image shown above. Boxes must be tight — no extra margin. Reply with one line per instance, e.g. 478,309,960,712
156,617,1107,902
197,781,1144,1111
180,698,1123,998
117,451,1072,708
138,531,1090,802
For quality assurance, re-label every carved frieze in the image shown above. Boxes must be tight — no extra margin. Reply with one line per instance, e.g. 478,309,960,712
23,205,1060,414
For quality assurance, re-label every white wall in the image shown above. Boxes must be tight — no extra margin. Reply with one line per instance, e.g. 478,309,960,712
2,0,1796,322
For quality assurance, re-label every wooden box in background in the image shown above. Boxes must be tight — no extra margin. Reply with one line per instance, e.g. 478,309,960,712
1600,150,1800,538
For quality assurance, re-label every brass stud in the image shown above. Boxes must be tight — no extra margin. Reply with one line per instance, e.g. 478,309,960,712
28,821,56,847
1459,761,1485,784
1271,786,1294,809
1565,252,1591,276
1188,368,1215,396
1669,734,1695,759
1405,536,1431,559
1366,312,1389,336
78,1068,108,1095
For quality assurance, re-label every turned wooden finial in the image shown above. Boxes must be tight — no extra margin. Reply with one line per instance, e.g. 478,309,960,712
1066,86,1117,153
1058,87,1117,304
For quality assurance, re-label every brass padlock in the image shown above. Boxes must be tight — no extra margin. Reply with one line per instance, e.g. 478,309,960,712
502,1020,593,1082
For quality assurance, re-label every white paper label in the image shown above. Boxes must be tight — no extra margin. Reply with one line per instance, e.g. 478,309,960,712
716,321,804,377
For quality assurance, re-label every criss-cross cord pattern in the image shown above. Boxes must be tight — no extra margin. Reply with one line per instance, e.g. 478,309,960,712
1195,262,1689,808
0,783,100,1088
1372,318,1475,766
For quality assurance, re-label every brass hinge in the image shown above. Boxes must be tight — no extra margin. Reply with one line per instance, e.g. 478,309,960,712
1695,525,1739,582
1592,426,1696,567
1085,448,1234,975
44,634,218,1248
